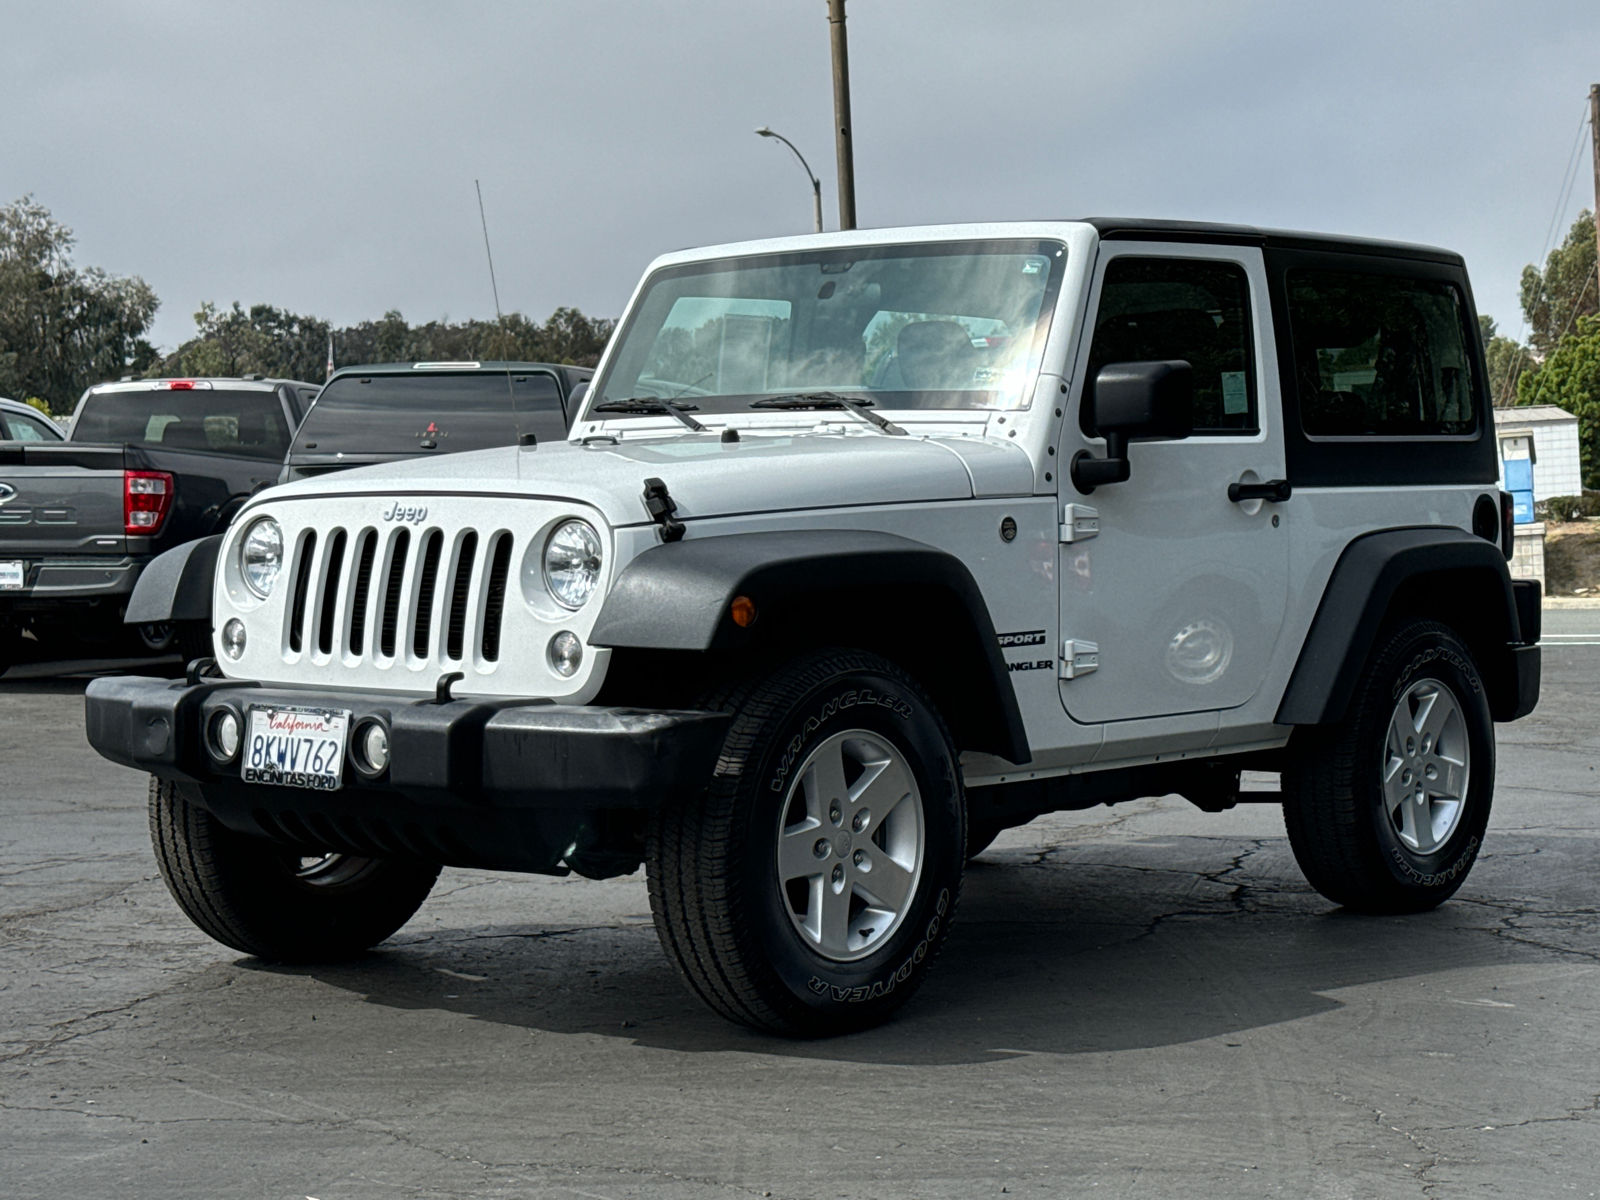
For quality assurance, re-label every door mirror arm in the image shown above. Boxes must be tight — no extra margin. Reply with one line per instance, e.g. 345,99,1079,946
1070,360,1194,494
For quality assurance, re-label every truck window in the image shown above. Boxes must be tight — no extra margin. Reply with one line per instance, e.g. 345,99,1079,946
293,372,565,453
1287,269,1477,437
1081,257,1257,434
72,390,291,458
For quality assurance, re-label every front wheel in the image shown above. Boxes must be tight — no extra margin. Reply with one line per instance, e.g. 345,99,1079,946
1282,619,1495,913
148,777,439,960
647,649,965,1036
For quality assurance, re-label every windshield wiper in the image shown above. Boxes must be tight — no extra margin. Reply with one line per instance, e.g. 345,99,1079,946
592,397,708,433
749,392,906,436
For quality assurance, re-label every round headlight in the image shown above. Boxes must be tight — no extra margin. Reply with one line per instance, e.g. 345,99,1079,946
240,518,284,598
543,520,602,609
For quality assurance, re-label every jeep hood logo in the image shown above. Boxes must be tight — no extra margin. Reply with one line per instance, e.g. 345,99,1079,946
381,500,428,525
0,483,16,505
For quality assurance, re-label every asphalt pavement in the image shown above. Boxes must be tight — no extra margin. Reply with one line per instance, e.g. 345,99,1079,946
2,624,1598,1200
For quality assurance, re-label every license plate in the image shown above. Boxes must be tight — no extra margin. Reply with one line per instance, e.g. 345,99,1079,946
0,560,22,590
242,705,350,791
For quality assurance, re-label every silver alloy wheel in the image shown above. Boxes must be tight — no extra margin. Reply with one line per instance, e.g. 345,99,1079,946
1382,678,1470,853
775,729,925,963
290,852,374,887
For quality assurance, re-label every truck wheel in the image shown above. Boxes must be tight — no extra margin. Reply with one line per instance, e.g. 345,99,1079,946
147,777,439,961
647,648,964,1036
1282,619,1494,914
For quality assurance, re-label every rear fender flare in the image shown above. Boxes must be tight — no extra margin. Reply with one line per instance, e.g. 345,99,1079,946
1276,527,1522,726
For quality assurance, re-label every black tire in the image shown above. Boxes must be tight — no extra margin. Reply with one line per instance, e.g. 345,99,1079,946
148,776,440,960
647,648,965,1037
965,818,1005,860
1282,619,1494,914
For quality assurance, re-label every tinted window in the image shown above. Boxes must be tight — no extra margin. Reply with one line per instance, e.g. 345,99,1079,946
1287,269,1476,437
293,372,564,454
1083,257,1256,433
72,389,291,459
3,410,61,441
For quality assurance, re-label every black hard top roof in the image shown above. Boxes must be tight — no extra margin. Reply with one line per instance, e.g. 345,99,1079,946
1078,218,1463,265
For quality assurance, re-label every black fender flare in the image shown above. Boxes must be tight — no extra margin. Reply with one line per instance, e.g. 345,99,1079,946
589,529,1031,765
124,535,222,625
1276,526,1530,726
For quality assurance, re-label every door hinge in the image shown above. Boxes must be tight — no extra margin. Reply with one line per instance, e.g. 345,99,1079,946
1060,639,1099,679
1060,503,1099,543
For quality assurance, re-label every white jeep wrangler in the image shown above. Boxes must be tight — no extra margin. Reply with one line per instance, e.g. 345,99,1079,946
87,220,1540,1036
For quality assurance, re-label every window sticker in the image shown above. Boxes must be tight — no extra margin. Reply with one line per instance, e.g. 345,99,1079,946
1221,371,1248,415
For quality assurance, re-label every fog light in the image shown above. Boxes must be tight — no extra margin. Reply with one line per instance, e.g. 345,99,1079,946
548,630,583,678
221,618,246,660
211,710,240,761
360,721,390,774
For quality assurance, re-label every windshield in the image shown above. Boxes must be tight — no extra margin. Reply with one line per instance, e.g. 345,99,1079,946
292,372,564,454
591,239,1066,416
72,388,290,459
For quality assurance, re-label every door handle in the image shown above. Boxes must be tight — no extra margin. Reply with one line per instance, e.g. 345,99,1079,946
1228,478,1292,503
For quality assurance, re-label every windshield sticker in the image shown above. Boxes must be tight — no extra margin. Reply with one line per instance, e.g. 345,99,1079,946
1222,371,1248,414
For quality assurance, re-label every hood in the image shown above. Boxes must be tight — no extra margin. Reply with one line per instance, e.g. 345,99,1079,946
251,431,1035,527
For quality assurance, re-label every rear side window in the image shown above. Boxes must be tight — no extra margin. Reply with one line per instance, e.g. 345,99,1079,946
293,372,565,454
1287,269,1477,437
1082,257,1256,434
2,410,61,441
72,389,291,459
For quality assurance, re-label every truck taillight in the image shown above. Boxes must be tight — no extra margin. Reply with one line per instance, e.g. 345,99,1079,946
125,470,174,535
1499,489,1515,560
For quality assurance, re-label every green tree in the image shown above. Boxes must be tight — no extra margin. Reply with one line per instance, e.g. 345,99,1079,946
1521,210,1598,357
154,301,332,382
1479,315,1528,405
0,195,159,412
1518,313,1600,487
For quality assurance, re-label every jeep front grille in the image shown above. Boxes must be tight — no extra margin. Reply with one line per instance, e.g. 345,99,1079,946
284,524,515,668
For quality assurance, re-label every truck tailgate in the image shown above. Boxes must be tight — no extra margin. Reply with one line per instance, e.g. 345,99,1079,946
0,442,130,557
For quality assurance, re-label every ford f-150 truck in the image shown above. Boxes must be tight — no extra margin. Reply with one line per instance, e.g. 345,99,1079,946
0,377,315,670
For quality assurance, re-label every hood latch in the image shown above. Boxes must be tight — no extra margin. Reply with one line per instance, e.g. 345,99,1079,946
642,477,685,543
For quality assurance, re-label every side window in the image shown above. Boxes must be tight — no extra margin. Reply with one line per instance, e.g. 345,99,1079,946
1082,257,1256,435
3,411,59,441
1286,269,1477,437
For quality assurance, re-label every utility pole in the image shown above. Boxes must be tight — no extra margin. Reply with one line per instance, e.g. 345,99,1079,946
828,0,857,230
1591,84,1600,254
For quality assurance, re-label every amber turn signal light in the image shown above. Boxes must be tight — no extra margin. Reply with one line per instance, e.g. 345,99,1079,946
730,595,758,627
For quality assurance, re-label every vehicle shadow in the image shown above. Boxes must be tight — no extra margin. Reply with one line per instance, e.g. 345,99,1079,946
254,831,1588,1067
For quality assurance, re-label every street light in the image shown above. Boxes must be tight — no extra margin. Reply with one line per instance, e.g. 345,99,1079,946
756,126,824,234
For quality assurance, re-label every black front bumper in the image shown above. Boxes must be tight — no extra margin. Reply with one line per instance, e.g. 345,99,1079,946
84,675,732,874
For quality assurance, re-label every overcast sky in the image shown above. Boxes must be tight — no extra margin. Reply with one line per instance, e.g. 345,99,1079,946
5,1,1598,354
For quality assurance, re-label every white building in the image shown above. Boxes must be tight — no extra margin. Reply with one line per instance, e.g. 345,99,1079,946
1494,404,1582,501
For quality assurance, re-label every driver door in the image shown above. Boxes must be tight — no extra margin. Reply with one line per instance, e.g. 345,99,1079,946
1057,243,1289,724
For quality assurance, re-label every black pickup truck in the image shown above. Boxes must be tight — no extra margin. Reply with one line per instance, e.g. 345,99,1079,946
0,377,316,671
280,360,589,482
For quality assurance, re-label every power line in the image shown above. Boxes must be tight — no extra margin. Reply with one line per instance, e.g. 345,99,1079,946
1495,100,1595,406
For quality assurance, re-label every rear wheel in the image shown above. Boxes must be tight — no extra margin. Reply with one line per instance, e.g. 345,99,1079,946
148,777,439,960
647,648,964,1036
1282,620,1494,913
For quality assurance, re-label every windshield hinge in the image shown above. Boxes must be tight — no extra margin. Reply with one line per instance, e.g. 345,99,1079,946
642,477,685,543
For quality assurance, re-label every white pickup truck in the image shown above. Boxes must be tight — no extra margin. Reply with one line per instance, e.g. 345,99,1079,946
86,220,1539,1036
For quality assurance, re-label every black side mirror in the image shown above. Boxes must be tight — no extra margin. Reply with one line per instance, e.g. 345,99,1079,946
1071,360,1193,493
